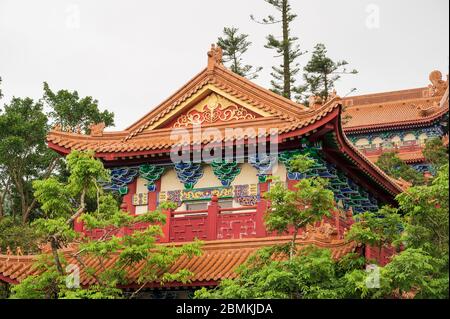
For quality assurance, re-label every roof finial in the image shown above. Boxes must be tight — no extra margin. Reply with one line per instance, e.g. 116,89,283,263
428,70,448,97
207,43,223,71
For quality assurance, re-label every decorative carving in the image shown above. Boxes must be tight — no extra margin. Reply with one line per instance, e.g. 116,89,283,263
318,221,338,239
132,193,149,206
249,154,278,183
328,90,338,100
207,43,223,70
418,101,439,117
234,185,257,206
173,94,256,128
166,190,183,207
89,122,106,137
16,247,24,256
139,164,165,192
100,167,139,195
160,185,258,207
308,95,323,108
394,177,413,191
211,160,241,187
174,162,204,190
428,70,448,97
279,150,303,180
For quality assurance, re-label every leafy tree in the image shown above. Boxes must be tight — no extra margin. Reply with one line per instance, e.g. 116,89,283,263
217,27,262,80
344,165,449,299
0,216,41,253
423,137,449,172
376,152,425,185
43,82,115,134
345,206,403,263
342,248,448,299
251,0,305,100
196,246,346,299
0,97,59,223
265,155,335,258
10,151,202,299
397,165,449,257
299,43,358,104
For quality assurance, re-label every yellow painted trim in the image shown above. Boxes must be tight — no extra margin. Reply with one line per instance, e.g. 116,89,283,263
147,84,273,130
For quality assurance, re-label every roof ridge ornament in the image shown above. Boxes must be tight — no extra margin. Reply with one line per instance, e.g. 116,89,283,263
90,122,106,137
428,70,448,97
207,43,223,71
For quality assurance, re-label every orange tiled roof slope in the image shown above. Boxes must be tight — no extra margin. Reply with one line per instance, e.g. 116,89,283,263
47,45,340,156
342,70,449,133
47,102,341,155
0,233,357,287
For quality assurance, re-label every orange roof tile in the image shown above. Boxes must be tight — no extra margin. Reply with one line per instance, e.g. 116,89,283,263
342,71,449,133
0,235,358,287
47,100,341,155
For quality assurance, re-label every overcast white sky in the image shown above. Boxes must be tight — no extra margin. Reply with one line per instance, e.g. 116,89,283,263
0,0,448,130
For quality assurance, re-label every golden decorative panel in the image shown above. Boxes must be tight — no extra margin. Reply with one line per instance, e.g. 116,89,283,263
132,193,148,206
173,93,256,128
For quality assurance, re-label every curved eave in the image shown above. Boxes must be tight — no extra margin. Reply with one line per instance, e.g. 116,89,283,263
277,103,403,200
334,109,404,197
343,106,449,135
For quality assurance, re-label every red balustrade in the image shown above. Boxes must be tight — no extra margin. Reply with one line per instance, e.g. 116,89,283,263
360,142,424,157
165,196,260,242
76,195,354,245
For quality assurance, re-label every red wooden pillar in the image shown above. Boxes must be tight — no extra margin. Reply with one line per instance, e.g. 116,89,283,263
74,218,84,233
256,181,269,237
160,208,172,243
207,195,219,240
122,180,137,215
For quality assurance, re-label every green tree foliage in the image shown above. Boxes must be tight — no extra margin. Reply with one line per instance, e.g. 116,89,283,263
265,155,334,258
0,80,115,225
299,43,358,103
344,165,449,299
346,206,403,263
0,97,58,223
266,178,333,258
9,151,202,299
397,165,449,257
376,152,425,185
195,246,363,299
423,137,449,171
0,216,41,253
251,0,305,100
217,27,262,80
43,82,114,134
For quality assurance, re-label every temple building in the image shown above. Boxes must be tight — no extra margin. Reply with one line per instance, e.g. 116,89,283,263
0,46,448,296
342,70,449,172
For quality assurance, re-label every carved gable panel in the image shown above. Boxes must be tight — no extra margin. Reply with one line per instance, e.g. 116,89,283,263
169,93,260,128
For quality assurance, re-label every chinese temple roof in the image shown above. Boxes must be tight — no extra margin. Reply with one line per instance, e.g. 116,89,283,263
46,45,404,197
0,232,358,288
342,70,449,134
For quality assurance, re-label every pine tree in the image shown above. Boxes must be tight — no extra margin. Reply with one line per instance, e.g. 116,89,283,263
299,43,358,104
251,0,305,100
217,27,262,80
